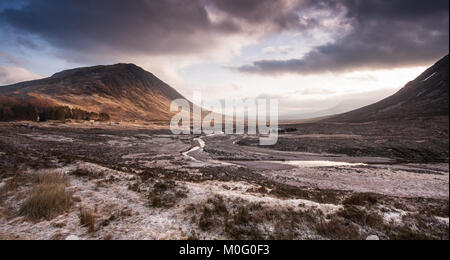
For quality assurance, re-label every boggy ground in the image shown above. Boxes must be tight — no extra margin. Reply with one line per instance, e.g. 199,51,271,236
240,117,449,163
0,121,448,240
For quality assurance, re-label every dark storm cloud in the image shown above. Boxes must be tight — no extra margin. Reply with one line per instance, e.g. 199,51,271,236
1,0,448,72
0,0,233,56
0,0,313,60
208,0,313,30
238,0,450,75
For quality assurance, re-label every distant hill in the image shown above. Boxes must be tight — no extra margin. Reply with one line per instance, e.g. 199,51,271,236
0,64,186,121
326,55,449,122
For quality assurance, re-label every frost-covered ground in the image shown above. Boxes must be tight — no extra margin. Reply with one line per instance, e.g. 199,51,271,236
0,122,448,240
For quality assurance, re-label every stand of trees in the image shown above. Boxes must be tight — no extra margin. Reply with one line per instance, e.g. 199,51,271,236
0,96,110,122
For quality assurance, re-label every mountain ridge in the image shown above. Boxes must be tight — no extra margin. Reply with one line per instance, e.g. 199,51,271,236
324,54,449,123
0,63,186,121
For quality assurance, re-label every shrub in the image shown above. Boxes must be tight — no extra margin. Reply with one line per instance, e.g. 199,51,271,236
197,196,229,231
337,206,384,228
316,218,361,240
147,180,187,208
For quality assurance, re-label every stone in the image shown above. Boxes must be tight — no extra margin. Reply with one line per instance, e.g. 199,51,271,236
366,235,380,240
65,235,80,240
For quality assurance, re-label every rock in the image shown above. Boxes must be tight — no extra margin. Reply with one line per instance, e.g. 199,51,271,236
366,235,380,240
72,196,82,203
65,235,80,240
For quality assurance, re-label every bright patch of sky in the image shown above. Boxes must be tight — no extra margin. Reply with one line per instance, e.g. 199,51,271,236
176,30,426,116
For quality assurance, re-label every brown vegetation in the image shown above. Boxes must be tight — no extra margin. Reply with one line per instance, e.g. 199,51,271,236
147,180,188,208
19,171,72,221
187,196,326,240
316,218,362,240
79,207,97,233
337,205,384,228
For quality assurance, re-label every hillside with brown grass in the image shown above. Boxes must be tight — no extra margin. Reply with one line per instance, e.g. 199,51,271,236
0,64,186,122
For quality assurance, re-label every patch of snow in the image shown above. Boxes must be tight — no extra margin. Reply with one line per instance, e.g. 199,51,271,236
422,72,437,82
197,138,206,149
107,140,133,147
20,134,75,143
65,235,80,240
183,146,201,162
267,163,449,199
436,217,449,225
122,153,152,159
383,210,407,225
186,181,342,216
366,235,380,240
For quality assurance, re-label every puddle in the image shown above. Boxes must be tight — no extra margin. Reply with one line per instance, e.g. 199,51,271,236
280,160,366,168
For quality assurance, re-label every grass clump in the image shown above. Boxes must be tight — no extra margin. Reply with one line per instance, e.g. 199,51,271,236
19,171,72,221
79,207,97,233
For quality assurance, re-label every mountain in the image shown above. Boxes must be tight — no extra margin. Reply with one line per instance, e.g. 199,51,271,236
0,64,186,121
325,55,449,122
281,98,384,121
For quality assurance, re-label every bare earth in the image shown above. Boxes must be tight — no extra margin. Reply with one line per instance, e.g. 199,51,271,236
0,121,448,240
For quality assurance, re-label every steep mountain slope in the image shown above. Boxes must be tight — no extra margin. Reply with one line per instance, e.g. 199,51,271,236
326,55,449,122
0,64,186,121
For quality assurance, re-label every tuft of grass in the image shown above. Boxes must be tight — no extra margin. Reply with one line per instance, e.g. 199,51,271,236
19,171,72,221
79,207,97,233
32,171,69,185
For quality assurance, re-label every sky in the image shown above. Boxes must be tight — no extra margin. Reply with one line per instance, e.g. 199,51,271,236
0,0,449,118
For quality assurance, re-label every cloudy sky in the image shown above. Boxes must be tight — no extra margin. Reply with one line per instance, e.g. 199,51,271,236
0,0,448,117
